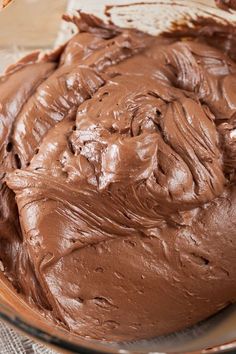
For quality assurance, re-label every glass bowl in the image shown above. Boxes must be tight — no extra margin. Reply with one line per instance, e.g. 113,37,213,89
0,275,236,353
0,1,236,353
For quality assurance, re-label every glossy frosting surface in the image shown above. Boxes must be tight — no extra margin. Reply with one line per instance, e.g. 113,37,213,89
0,12,236,341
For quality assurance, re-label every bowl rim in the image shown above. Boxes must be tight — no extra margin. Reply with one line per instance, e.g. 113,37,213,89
1,302,236,354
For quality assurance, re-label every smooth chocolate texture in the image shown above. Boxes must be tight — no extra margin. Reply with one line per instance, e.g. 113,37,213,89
0,12,236,341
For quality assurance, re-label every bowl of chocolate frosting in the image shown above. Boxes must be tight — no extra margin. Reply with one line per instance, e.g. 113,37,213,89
0,0,236,353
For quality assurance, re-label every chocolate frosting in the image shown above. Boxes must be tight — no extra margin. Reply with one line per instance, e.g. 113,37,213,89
0,12,236,341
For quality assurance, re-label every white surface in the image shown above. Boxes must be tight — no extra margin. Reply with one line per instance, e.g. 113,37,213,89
0,321,57,354
0,0,67,47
